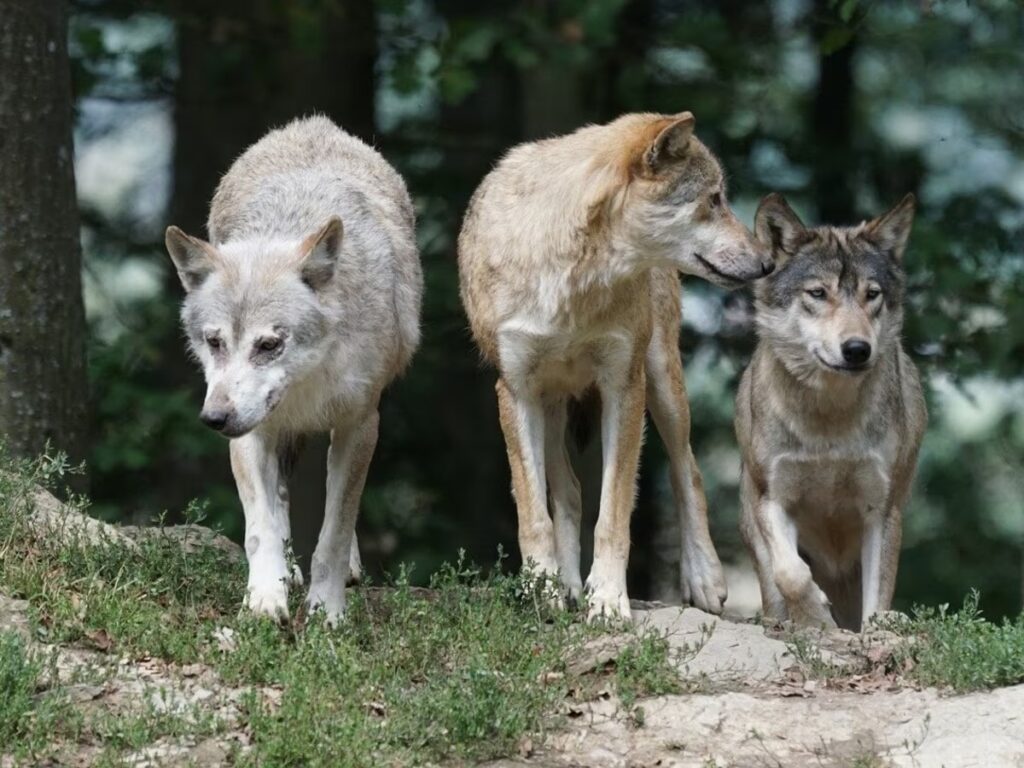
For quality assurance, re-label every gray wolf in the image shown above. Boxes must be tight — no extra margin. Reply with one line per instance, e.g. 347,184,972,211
735,193,926,630
458,112,774,619
164,116,422,624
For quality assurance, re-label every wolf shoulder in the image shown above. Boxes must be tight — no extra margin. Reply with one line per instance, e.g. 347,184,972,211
208,116,416,247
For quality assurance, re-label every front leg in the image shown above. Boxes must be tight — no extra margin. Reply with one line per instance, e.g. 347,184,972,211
757,498,836,629
862,507,901,628
496,378,558,581
307,410,379,626
587,350,646,621
230,432,292,622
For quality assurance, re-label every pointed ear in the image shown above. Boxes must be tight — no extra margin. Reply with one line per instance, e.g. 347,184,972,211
865,193,916,261
165,226,220,292
755,193,808,261
644,112,695,174
298,216,344,290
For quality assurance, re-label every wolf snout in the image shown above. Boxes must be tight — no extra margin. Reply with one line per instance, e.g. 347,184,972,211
841,339,872,366
200,408,232,433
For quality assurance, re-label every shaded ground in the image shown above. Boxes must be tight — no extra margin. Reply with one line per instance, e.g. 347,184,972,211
2,483,1023,767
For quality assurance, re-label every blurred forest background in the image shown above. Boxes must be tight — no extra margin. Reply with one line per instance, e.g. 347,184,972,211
1,0,1022,617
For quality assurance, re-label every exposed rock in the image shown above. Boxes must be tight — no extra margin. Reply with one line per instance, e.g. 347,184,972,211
119,524,244,563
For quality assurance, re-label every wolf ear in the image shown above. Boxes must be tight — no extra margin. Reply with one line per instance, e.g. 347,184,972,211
644,112,695,173
298,216,344,291
165,226,220,293
755,193,807,260
865,193,916,261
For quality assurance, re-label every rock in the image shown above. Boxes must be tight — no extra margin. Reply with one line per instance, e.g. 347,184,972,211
635,606,796,683
21,483,139,551
0,594,31,641
119,524,244,563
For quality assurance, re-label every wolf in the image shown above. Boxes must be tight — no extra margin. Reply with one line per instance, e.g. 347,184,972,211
735,193,926,631
458,112,774,619
164,116,422,624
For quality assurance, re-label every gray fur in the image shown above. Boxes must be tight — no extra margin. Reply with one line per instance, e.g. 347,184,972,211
736,194,926,631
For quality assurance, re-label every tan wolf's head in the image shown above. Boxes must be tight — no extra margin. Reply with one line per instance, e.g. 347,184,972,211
164,218,344,438
594,112,774,287
752,193,916,381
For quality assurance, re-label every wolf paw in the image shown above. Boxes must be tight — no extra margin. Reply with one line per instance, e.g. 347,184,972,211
585,574,631,622
306,589,346,628
244,583,290,624
680,546,728,615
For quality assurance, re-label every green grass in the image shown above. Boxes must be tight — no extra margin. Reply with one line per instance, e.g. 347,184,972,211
887,591,1024,692
0,449,685,766
0,632,73,760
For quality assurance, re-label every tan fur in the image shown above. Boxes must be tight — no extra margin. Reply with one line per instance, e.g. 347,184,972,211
459,112,772,618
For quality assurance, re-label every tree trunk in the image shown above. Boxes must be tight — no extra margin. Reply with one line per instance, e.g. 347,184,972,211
0,0,88,464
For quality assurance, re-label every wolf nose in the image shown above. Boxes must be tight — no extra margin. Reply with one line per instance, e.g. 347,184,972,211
200,409,229,432
841,339,872,366
761,258,775,276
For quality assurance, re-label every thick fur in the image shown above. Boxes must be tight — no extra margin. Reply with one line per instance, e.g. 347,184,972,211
459,112,773,619
736,193,926,631
165,116,423,624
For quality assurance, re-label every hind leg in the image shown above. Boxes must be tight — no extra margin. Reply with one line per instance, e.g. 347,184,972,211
347,533,363,585
544,398,583,603
645,315,727,614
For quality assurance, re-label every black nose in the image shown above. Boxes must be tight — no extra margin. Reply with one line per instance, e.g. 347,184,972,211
200,410,229,431
841,339,872,366
761,258,775,276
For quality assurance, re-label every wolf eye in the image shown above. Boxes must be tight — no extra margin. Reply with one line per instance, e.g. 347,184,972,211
205,335,221,350
709,192,722,208
866,288,882,300
257,337,282,353
806,288,827,300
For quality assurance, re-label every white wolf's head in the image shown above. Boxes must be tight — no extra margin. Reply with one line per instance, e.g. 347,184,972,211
752,193,915,382
165,218,343,438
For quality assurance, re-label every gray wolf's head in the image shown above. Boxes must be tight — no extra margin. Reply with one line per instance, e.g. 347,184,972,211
605,112,774,287
164,218,343,437
752,193,915,381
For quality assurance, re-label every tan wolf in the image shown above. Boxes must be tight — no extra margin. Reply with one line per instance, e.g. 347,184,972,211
459,112,774,619
165,116,422,624
736,193,926,631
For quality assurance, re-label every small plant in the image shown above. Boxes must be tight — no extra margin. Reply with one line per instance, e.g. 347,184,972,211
886,591,1024,692
0,632,70,759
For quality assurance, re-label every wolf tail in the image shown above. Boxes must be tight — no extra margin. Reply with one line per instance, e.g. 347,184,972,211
567,387,602,452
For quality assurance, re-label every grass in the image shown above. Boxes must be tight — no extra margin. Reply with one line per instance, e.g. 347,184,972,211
0,449,686,766
0,631,73,759
885,591,1024,692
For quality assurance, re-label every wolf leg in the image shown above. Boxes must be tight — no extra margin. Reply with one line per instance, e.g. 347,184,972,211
496,378,559,586
758,498,835,629
645,320,727,614
307,409,379,626
739,471,787,623
231,432,292,622
863,508,902,627
347,532,363,585
587,352,646,621
544,397,583,603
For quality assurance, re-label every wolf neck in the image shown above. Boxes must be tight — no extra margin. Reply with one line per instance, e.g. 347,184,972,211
762,345,891,437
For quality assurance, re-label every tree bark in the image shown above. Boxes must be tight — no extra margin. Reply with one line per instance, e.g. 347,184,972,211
0,0,88,464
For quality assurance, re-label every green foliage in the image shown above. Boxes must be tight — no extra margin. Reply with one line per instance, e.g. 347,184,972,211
0,451,683,765
0,634,68,759
890,592,1024,692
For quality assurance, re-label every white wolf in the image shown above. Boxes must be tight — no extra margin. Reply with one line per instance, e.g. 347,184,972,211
165,116,422,624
